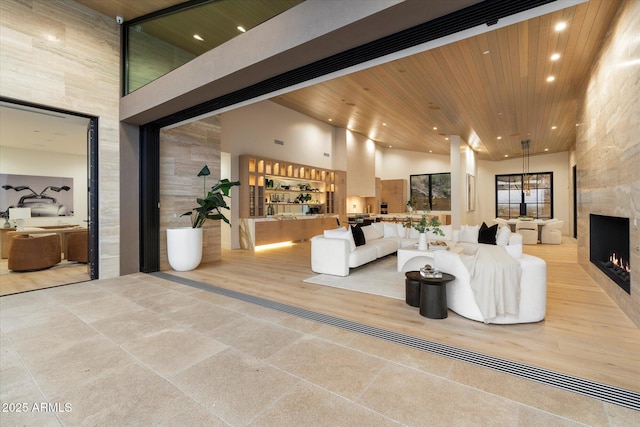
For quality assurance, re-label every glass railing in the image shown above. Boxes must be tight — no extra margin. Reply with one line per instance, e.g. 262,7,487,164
124,0,304,94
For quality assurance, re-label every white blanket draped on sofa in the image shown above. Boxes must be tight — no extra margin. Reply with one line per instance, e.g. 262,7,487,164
459,245,522,323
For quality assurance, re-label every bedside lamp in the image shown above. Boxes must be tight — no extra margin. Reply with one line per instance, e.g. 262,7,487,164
9,207,31,231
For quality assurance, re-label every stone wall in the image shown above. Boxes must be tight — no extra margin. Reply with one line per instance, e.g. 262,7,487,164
0,0,121,278
159,116,222,271
576,0,640,326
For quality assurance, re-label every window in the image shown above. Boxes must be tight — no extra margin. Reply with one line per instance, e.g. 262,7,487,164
124,0,304,94
410,173,451,211
495,172,553,219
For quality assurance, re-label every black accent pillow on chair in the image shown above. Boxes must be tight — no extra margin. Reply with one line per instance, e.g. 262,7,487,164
351,225,366,246
478,222,498,245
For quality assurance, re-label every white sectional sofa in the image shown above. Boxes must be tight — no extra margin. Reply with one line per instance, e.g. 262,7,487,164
311,222,522,277
434,247,547,324
311,222,451,277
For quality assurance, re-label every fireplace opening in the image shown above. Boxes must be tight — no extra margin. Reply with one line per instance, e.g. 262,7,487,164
590,214,630,294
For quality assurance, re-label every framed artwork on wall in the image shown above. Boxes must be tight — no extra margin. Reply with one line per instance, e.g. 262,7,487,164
1,173,74,217
466,173,476,212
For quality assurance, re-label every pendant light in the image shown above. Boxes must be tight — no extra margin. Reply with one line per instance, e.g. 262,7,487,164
521,140,530,196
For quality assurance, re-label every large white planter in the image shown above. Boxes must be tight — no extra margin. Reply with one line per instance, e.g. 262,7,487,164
167,227,202,271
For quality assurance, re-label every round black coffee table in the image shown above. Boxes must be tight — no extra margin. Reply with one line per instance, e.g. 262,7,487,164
419,272,455,319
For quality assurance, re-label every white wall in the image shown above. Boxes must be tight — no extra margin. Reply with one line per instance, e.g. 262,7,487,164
346,130,376,196
376,147,450,180
0,146,87,227
221,100,334,169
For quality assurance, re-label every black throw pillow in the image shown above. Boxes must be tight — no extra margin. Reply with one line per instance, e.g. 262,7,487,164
351,224,366,247
478,222,498,245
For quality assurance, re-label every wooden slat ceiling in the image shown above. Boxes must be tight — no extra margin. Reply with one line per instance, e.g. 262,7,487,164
271,0,621,160
77,0,621,161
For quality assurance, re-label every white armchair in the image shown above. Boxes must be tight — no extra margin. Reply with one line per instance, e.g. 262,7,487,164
515,220,538,245
540,219,563,244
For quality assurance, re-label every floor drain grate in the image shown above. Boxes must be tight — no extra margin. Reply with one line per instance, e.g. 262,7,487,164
153,271,640,411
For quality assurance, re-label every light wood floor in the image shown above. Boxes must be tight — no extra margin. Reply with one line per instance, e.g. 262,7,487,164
0,260,90,296
165,239,640,393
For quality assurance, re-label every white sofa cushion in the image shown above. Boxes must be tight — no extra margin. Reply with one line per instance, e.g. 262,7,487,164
407,226,420,239
459,224,480,243
427,224,452,241
495,225,511,246
324,227,355,252
361,224,383,241
504,243,523,259
348,245,377,268
367,238,399,258
382,222,406,238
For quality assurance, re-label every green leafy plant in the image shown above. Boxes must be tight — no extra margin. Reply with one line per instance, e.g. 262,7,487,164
181,165,241,228
404,213,444,235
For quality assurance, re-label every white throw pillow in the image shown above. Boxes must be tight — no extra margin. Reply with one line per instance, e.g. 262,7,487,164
408,226,420,239
396,223,407,238
459,224,479,243
427,224,452,240
505,243,523,259
383,222,399,238
324,227,356,252
495,225,511,246
361,225,382,241
371,222,384,237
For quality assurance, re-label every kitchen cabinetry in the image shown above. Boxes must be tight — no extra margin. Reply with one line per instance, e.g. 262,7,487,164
381,179,407,214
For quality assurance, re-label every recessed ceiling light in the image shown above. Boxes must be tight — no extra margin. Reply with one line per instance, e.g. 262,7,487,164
546,76,555,82
555,21,567,31
193,34,204,41
237,26,246,33
382,123,387,126
550,53,560,61
482,50,490,55
551,125,557,129
445,137,449,141
389,145,392,148
497,136,502,140
433,127,437,130
429,150,433,153
544,148,549,152
504,154,509,157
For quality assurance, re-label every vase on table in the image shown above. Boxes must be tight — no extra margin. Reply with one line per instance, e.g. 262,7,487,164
418,232,428,251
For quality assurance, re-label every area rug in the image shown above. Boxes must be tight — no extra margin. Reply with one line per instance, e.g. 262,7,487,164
303,255,405,300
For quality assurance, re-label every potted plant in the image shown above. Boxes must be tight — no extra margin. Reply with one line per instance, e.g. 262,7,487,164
404,213,443,251
167,165,240,271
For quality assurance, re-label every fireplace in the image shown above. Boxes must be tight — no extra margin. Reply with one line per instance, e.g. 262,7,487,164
590,214,630,294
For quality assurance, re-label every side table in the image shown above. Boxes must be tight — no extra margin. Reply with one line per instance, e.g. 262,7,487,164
419,272,455,319
404,271,422,307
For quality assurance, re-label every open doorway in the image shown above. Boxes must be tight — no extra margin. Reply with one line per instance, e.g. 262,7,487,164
0,100,98,295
